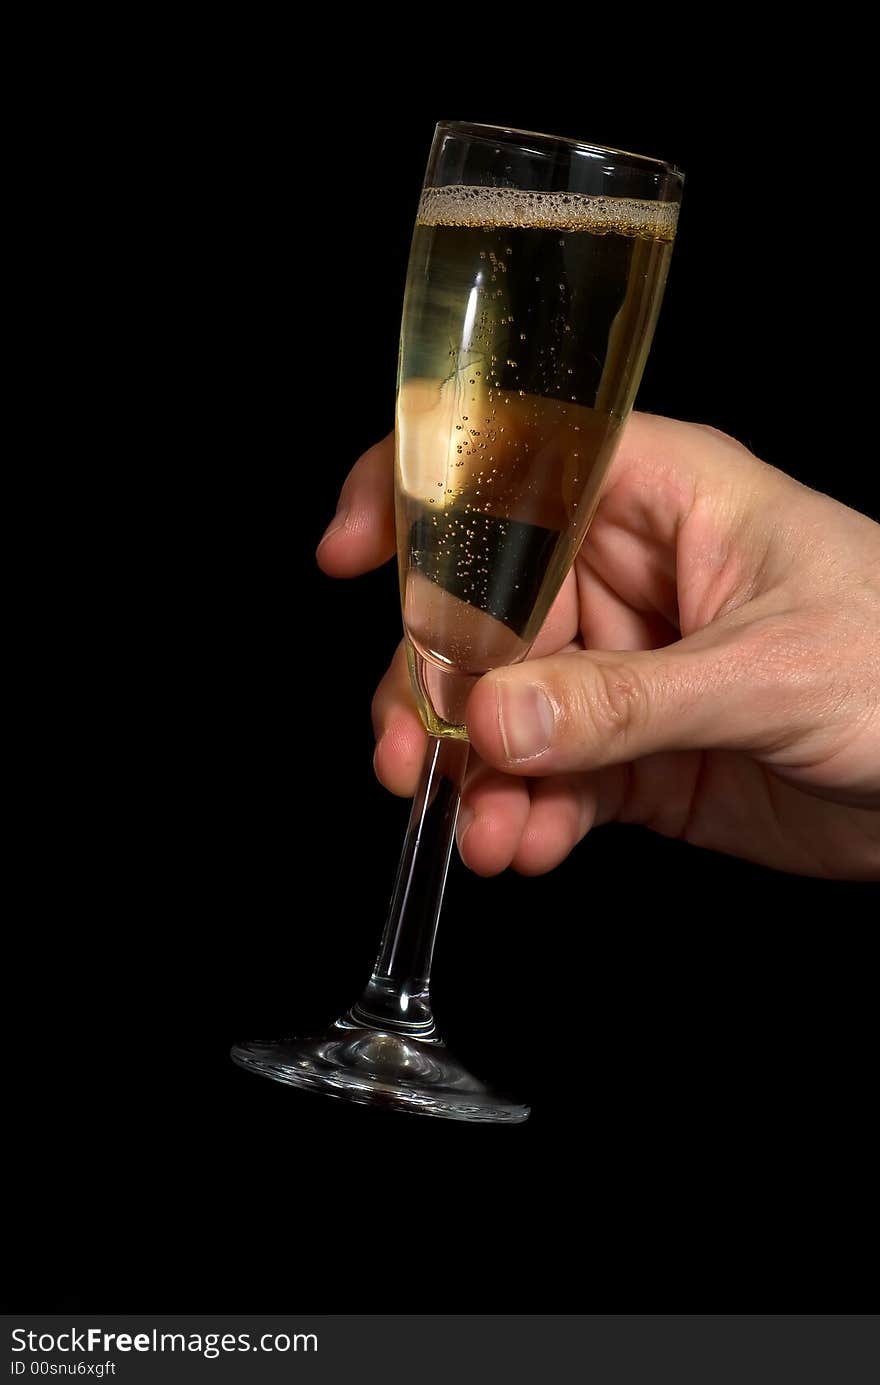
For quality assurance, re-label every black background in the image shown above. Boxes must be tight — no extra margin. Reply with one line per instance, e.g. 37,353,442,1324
7,47,878,1312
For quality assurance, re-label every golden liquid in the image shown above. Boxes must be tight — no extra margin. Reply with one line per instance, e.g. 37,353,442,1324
396,185,676,737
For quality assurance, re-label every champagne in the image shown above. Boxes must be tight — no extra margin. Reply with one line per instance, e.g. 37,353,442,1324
396,184,677,737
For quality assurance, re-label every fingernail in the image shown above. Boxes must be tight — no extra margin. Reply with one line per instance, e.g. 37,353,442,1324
318,505,348,548
457,804,474,849
496,681,555,760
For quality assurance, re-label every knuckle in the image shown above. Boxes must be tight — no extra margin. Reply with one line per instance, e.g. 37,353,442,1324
571,657,649,747
691,421,757,464
693,421,738,447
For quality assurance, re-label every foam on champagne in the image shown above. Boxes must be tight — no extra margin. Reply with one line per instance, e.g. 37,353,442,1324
417,184,678,240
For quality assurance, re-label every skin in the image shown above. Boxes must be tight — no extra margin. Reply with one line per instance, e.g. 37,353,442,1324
318,414,880,881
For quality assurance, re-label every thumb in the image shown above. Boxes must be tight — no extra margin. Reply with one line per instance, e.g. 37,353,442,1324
466,617,802,774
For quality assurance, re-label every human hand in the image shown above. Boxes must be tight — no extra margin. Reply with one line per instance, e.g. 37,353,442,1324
318,415,880,880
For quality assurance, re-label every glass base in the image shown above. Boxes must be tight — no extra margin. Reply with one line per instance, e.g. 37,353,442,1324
231,1022,529,1125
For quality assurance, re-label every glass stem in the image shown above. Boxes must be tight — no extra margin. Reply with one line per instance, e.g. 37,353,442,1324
350,735,469,1037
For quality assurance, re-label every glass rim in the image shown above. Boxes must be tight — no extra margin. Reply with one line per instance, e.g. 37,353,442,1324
436,120,684,183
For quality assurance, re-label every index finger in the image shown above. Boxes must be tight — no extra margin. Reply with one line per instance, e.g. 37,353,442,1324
317,432,396,577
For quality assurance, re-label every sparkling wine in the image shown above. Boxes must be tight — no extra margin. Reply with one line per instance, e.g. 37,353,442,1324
396,184,676,736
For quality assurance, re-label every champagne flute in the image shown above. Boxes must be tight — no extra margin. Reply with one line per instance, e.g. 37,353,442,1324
232,122,683,1122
